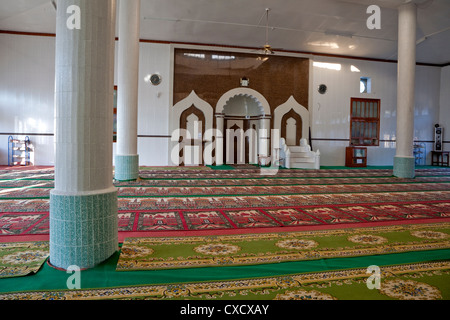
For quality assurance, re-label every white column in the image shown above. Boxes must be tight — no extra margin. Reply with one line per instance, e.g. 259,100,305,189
258,117,271,156
394,2,417,178
115,0,140,181
215,115,224,165
51,0,117,270
271,127,280,165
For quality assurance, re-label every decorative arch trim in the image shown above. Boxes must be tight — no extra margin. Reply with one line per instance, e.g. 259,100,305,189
180,104,206,136
170,91,214,166
216,88,271,116
172,90,213,133
274,96,309,144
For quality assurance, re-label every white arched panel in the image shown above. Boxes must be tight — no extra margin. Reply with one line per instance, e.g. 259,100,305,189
172,90,213,132
274,95,310,144
170,90,214,165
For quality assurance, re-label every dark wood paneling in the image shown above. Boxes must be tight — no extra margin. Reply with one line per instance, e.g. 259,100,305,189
174,49,309,115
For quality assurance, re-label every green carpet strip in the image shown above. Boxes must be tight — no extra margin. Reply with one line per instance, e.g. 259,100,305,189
0,249,448,299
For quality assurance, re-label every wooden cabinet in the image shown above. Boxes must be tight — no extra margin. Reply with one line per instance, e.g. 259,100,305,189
345,146,367,167
350,98,380,146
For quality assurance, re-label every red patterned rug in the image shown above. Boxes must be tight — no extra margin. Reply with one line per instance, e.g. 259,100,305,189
1,200,449,242
1,166,450,242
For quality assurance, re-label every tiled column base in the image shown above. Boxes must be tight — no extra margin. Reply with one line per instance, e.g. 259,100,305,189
393,156,415,178
49,188,118,270
115,154,139,181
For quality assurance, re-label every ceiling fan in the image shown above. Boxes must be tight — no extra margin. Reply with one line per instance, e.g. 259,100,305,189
256,8,275,55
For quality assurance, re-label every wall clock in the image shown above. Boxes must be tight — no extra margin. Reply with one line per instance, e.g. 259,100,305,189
150,74,162,86
318,84,327,94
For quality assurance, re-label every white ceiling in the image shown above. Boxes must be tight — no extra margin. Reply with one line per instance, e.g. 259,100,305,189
0,0,449,65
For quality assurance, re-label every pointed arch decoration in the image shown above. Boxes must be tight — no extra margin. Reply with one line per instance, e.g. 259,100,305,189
170,90,214,166
178,105,206,166
274,96,309,144
172,90,213,132
180,104,206,136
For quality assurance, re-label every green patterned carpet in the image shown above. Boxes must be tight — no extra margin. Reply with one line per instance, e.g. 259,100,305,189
116,223,450,271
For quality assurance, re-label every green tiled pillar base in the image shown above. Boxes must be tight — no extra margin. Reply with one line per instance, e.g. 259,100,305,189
49,188,118,270
393,156,415,178
115,154,139,181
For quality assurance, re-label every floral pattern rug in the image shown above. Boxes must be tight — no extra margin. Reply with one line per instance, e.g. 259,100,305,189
0,242,49,278
116,223,450,271
1,261,448,300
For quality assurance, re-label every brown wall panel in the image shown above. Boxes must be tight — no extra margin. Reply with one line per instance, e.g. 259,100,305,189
174,49,309,115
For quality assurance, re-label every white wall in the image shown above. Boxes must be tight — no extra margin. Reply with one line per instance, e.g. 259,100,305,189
440,66,450,151
112,42,172,166
136,42,172,166
0,34,172,166
310,56,442,166
0,33,56,166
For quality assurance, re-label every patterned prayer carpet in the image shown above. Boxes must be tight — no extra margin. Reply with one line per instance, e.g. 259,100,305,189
1,260,449,300
117,223,450,271
1,166,450,240
0,242,49,278
0,165,449,302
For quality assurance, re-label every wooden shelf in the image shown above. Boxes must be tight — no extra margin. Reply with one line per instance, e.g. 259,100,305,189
345,146,367,167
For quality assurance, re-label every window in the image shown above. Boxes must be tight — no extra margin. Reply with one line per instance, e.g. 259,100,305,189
350,98,380,146
360,77,371,93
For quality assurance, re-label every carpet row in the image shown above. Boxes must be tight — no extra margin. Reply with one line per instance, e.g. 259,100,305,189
0,165,449,300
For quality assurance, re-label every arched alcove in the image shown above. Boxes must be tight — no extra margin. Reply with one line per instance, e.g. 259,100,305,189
216,88,271,116
223,95,264,117
215,88,271,165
